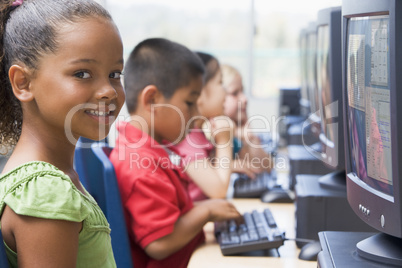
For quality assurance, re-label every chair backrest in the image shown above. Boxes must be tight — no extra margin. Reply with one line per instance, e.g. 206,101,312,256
0,231,9,268
74,140,133,268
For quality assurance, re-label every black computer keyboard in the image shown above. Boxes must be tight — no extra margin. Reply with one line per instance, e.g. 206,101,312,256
214,208,285,256
233,170,278,198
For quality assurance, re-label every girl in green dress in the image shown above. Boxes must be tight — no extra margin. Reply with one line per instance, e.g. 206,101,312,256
0,0,125,266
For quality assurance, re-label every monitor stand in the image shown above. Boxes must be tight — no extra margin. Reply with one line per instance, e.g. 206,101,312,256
356,233,402,266
318,170,346,191
287,144,334,189
317,173,402,266
318,231,402,267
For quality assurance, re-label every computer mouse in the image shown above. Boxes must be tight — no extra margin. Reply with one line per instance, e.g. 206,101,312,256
260,188,294,203
298,241,321,261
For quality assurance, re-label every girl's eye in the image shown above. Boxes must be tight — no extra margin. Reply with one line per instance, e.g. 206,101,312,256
230,91,239,97
186,101,194,107
75,71,91,79
110,72,122,79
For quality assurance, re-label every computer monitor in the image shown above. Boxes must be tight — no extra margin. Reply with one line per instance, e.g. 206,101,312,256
305,21,323,138
343,0,402,265
306,22,318,116
316,6,344,173
299,28,310,117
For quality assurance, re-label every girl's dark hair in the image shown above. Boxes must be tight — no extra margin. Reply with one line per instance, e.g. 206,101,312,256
195,51,220,84
0,0,112,152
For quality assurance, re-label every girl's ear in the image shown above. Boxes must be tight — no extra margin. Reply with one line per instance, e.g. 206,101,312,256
8,64,34,102
140,85,163,112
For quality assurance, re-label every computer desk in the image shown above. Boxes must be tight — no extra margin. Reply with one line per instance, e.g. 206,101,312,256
188,198,316,268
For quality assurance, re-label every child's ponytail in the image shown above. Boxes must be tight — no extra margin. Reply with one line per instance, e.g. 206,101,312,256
0,0,22,153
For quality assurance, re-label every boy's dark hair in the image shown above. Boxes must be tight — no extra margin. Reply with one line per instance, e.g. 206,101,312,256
0,0,112,151
124,38,205,113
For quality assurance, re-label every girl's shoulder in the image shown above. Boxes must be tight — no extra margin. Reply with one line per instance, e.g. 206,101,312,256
0,161,94,222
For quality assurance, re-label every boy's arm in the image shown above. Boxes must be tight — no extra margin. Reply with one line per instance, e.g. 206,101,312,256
144,199,241,260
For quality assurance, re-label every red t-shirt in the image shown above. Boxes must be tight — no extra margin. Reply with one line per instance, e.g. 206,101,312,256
170,128,214,201
110,121,205,268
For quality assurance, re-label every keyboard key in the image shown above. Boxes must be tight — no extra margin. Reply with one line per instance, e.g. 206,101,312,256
243,213,255,230
215,208,285,255
264,208,278,228
229,220,237,233
248,230,259,241
257,227,269,240
220,232,240,245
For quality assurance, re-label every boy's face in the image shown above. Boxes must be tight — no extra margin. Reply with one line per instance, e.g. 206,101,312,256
152,75,203,144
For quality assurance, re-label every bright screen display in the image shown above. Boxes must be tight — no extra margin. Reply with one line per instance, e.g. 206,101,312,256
346,15,392,196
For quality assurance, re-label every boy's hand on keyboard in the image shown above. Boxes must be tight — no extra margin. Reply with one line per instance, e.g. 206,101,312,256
198,199,243,223
214,208,285,255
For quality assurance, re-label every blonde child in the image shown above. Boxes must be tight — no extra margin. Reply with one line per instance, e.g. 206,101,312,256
221,64,273,174
110,38,241,268
0,0,125,266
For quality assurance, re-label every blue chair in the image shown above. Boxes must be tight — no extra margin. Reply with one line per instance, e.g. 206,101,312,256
0,231,9,268
74,141,133,268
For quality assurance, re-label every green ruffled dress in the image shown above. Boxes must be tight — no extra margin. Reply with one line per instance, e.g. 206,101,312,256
0,161,116,267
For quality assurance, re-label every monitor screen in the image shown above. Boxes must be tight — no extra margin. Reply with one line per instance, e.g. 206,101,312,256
346,15,392,196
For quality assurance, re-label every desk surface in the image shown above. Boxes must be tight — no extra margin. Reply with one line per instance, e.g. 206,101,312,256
188,199,317,268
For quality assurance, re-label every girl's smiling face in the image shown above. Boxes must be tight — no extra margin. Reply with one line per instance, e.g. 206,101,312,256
27,17,125,142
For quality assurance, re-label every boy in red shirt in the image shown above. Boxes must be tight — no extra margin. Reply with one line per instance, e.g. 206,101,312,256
110,38,242,268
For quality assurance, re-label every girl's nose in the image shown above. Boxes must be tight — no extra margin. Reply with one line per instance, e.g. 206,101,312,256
96,82,118,100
